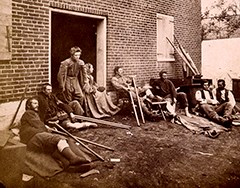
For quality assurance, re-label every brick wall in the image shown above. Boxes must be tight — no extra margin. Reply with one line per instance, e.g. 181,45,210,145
0,0,201,103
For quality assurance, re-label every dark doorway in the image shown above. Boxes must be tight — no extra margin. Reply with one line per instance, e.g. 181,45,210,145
51,11,97,90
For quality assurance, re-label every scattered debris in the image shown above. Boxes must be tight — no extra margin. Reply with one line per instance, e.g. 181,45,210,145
126,131,133,136
80,169,100,178
110,158,120,162
22,174,34,182
196,151,213,156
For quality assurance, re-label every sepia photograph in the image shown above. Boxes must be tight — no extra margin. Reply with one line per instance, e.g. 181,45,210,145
0,0,240,187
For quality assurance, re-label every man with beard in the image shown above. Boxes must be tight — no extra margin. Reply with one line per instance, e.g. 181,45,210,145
20,97,91,169
150,70,192,119
37,83,96,129
212,79,236,119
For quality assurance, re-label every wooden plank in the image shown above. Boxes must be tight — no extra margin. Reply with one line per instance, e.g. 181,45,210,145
74,115,131,129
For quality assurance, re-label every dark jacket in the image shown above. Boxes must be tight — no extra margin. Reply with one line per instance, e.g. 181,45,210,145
20,109,47,144
150,78,177,100
37,92,73,123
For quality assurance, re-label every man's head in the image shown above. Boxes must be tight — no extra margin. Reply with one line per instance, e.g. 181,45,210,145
217,79,226,90
70,46,82,62
201,79,209,90
26,97,39,111
159,70,167,80
114,66,123,76
42,83,52,96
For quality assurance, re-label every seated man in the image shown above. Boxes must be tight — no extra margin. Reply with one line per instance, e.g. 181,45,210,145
150,70,192,118
20,97,91,170
195,79,232,127
111,66,136,102
37,83,96,129
111,66,164,120
212,79,236,118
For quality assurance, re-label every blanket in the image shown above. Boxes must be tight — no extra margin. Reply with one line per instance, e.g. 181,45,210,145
176,114,229,138
24,139,97,178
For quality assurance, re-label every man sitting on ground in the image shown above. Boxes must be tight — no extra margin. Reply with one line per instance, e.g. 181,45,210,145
195,79,232,127
212,79,236,118
150,70,192,119
37,83,96,129
20,97,91,170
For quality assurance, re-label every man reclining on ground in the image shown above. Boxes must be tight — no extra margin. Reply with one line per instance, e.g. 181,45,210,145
20,97,92,171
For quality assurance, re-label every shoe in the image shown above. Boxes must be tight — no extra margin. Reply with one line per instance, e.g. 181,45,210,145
223,119,232,128
66,163,96,173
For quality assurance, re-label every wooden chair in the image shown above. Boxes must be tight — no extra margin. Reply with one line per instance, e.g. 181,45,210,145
150,101,167,121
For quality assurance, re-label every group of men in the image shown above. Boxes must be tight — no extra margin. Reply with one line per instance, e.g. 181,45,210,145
111,67,192,122
19,45,237,174
111,66,236,127
195,79,236,127
20,46,96,172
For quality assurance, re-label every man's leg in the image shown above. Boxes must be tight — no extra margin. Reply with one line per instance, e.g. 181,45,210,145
57,139,90,165
69,100,84,115
176,92,192,117
215,102,234,118
200,104,232,127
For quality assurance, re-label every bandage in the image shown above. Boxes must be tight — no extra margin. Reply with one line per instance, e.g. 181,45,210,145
57,139,69,152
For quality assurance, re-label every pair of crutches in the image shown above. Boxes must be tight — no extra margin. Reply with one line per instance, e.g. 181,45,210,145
128,76,145,126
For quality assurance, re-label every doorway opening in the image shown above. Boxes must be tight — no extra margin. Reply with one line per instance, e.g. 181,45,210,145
50,10,106,90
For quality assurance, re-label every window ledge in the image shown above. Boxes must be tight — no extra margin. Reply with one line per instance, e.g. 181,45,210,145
157,58,175,62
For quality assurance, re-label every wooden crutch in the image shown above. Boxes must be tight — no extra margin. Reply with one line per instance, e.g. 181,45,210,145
128,85,140,126
50,122,105,161
132,77,145,124
45,125,114,151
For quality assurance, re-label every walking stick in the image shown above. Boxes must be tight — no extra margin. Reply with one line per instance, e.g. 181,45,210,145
132,77,145,124
9,84,29,130
46,126,114,151
50,122,105,161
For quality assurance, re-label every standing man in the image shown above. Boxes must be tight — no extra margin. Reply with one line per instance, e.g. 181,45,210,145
195,79,232,127
151,70,192,118
57,46,87,106
20,97,90,169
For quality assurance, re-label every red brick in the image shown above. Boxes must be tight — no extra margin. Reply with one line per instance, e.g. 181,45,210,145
3,0,201,102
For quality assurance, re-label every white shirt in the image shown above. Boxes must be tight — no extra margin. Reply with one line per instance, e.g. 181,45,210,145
195,89,218,105
212,88,236,107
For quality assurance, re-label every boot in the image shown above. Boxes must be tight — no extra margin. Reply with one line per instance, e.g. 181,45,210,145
212,115,232,128
52,150,70,169
61,147,89,166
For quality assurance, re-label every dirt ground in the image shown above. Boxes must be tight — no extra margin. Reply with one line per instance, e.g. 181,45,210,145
23,110,240,188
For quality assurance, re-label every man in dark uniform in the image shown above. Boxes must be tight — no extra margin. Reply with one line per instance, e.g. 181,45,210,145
151,70,192,118
20,97,90,169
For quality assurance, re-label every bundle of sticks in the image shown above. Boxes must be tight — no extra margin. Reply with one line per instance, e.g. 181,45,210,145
166,35,200,76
